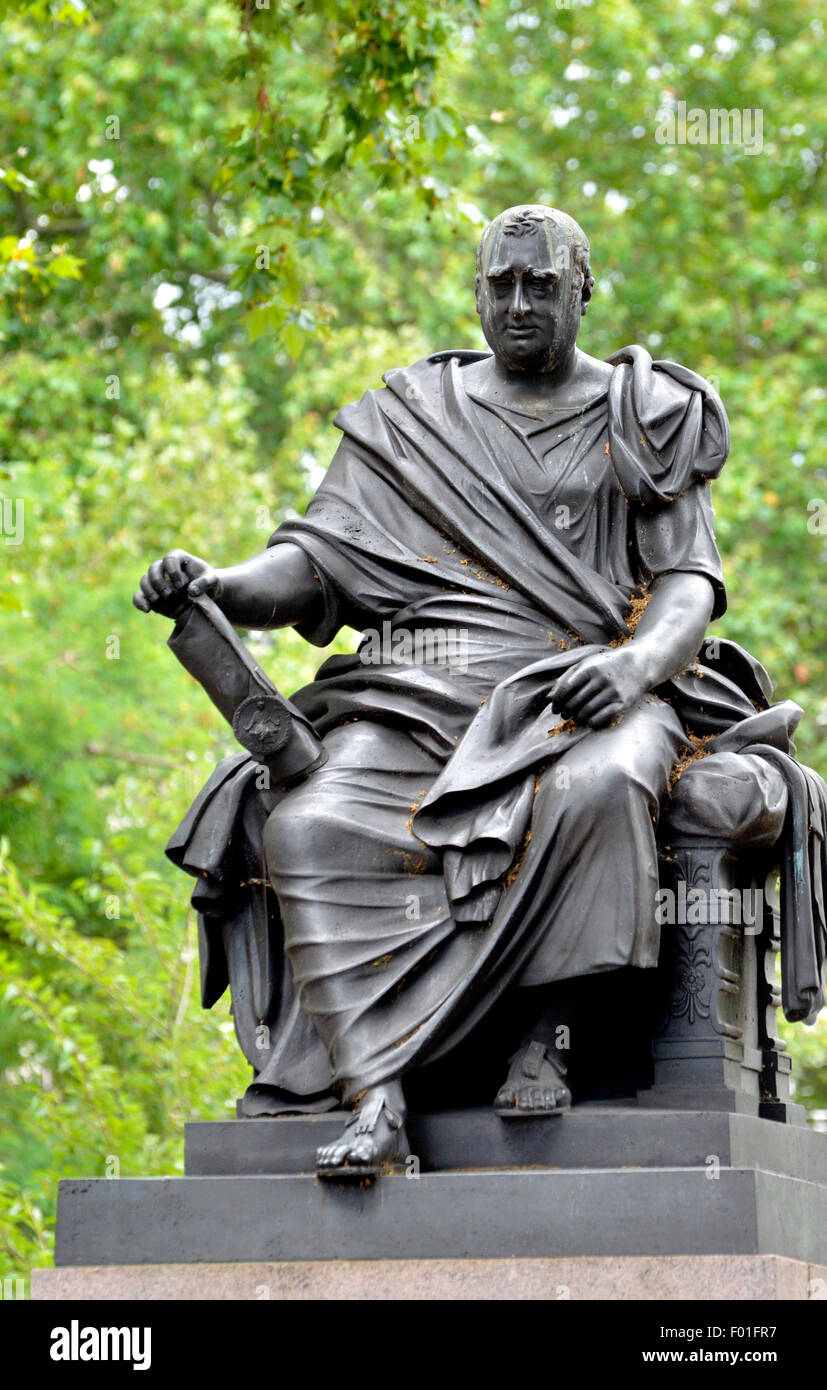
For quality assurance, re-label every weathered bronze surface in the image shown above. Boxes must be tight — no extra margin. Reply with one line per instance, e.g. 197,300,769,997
135,206,826,1177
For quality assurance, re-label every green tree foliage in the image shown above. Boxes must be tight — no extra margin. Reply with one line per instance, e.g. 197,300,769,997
1,0,826,1283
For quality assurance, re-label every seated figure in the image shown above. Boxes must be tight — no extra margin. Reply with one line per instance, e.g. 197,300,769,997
135,205,827,1176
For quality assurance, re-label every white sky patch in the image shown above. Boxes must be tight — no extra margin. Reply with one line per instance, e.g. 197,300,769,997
300,451,326,491
605,190,630,213
153,282,183,311
466,124,495,157
457,201,487,226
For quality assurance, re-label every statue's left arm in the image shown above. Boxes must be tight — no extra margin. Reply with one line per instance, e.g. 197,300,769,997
551,571,714,729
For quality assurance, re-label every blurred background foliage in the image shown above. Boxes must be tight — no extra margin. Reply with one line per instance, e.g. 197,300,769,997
0,0,825,1283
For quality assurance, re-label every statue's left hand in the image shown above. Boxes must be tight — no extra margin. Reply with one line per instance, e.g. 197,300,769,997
550,646,650,729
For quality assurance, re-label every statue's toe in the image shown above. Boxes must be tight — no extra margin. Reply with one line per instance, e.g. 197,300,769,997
316,1141,345,1168
347,1136,375,1166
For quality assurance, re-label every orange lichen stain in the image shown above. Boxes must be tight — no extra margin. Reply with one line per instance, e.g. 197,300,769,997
548,718,577,738
504,830,532,888
668,732,715,791
605,441,611,455
609,589,652,647
457,552,509,590
396,849,428,877
394,1022,426,1048
371,953,393,968
418,555,439,563
626,590,652,633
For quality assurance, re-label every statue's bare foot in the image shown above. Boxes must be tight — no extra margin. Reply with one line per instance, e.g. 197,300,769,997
494,1039,571,1117
316,1085,409,1179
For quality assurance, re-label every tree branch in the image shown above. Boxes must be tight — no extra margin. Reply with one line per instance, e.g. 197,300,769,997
85,741,180,768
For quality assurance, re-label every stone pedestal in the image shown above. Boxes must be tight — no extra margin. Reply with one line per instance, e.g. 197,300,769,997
32,1253,827,1302
50,1107,827,1275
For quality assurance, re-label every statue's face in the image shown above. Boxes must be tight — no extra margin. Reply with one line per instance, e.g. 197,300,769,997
477,225,583,373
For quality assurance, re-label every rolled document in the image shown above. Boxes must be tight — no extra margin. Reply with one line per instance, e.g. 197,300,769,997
167,593,326,784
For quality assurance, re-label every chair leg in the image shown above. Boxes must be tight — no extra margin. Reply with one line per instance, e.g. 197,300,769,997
641,840,766,1116
754,866,806,1124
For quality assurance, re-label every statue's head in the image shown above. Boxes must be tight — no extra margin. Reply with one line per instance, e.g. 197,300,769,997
475,205,594,372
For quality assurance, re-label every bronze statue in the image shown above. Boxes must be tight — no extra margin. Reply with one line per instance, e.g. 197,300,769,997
134,206,827,1177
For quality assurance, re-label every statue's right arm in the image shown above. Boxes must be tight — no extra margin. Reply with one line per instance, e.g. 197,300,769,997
133,543,324,631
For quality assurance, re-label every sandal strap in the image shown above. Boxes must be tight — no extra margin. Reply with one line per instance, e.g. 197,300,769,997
344,1092,404,1137
521,1039,547,1079
519,1039,568,1082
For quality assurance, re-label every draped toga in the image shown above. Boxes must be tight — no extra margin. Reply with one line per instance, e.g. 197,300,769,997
167,346,827,1112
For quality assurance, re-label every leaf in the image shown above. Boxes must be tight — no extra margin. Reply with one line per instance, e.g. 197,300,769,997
244,301,287,342
45,254,84,280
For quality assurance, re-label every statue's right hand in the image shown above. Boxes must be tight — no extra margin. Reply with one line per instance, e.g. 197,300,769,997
133,549,221,617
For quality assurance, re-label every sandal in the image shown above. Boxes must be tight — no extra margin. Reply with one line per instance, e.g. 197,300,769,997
316,1091,411,1179
493,1038,572,1118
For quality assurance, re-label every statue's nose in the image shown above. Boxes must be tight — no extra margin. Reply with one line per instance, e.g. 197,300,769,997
509,277,529,317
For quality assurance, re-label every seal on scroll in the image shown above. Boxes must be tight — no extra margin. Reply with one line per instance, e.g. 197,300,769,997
231,692,291,757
